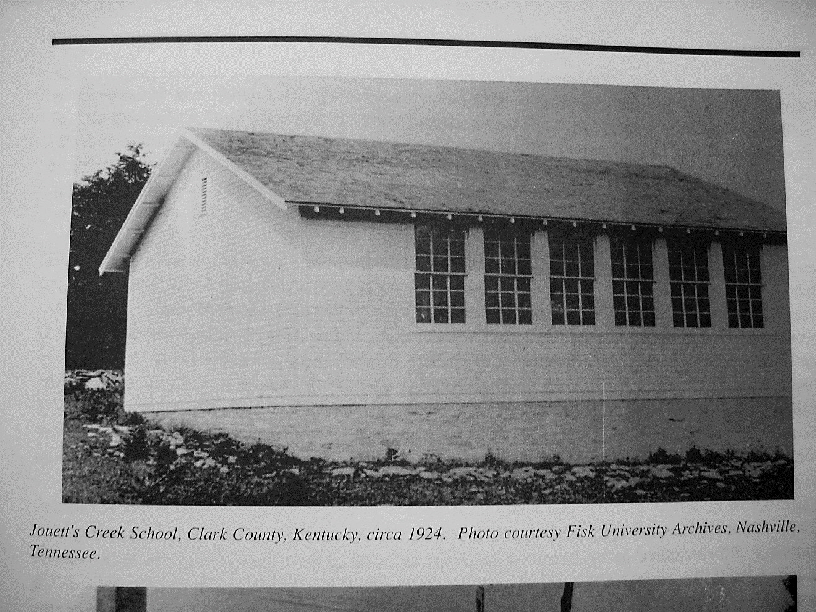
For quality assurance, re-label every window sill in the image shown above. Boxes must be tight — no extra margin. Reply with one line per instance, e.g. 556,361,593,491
412,323,781,336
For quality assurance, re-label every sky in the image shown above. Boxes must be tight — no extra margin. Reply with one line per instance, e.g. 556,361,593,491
71,76,786,212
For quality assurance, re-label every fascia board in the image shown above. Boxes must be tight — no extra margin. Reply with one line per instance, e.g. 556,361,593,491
98,133,195,274
98,127,289,275
181,129,288,211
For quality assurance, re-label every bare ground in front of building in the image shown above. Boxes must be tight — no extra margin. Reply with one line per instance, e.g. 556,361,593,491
62,380,793,506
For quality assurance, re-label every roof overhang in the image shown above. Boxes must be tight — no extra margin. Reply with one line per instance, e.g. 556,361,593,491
99,129,287,275
296,202,787,245
99,135,195,273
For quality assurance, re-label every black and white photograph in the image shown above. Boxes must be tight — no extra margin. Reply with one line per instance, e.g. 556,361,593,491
95,579,797,612
62,78,793,506
3,3,816,612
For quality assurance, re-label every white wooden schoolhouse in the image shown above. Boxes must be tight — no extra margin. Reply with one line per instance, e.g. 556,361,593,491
99,128,792,462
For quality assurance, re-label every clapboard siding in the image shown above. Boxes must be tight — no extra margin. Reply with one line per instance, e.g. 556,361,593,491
126,150,306,409
124,151,791,412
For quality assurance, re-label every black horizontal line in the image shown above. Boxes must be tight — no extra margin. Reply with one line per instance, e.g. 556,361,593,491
50,35,799,57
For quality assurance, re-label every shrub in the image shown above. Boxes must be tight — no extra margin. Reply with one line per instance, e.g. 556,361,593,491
155,442,178,469
82,391,121,422
123,426,150,462
376,446,411,466
118,410,146,427
648,447,682,465
139,462,310,506
685,446,703,463
483,450,509,469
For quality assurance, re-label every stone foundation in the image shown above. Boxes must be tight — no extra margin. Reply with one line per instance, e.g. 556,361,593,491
148,396,792,464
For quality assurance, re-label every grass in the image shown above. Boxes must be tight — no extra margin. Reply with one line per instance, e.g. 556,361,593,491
62,381,794,506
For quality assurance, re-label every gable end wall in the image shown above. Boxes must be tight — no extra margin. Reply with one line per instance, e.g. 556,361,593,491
125,150,304,410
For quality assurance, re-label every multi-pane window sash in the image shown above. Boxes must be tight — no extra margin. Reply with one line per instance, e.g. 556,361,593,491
668,239,711,328
549,231,595,325
611,235,656,326
415,225,466,324
723,241,763,328
484,229,533,324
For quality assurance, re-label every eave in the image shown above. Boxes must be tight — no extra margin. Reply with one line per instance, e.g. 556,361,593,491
98,136,196,274
296,202,787,245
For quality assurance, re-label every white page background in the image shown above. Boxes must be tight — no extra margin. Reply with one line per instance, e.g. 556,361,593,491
1,2,814,611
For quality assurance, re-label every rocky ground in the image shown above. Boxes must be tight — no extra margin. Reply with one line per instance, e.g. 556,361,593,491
62,373,793,506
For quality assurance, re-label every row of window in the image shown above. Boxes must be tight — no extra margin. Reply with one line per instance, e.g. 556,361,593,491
414,226,764,329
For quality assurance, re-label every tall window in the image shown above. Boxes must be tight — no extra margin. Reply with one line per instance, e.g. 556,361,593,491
549,231,595,325
484,229,532,324
611,235,655,326
415,225,466,323
668,239,711,328
723,241,763,328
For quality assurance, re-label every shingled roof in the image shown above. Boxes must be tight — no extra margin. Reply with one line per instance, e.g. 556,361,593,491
192,127,786,233
101,127,786,274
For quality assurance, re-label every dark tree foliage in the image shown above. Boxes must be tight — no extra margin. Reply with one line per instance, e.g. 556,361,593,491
66,145,152,369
